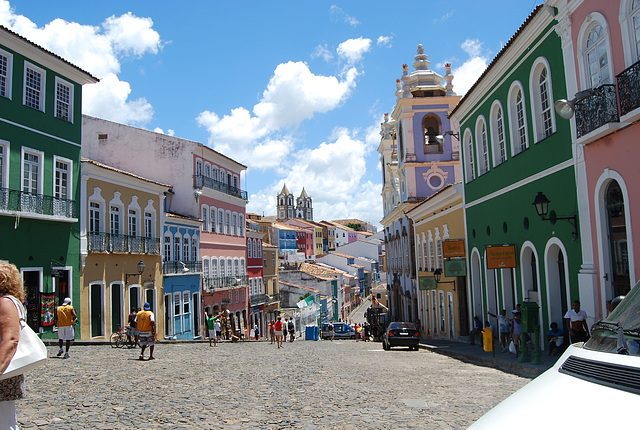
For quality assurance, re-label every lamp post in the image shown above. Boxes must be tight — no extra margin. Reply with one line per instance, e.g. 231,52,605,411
531,192,578,240
125,260,145,284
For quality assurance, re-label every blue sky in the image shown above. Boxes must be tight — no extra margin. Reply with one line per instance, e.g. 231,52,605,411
1,0,543,228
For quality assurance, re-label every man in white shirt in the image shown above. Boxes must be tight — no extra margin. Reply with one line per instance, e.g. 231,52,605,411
564,300,589,343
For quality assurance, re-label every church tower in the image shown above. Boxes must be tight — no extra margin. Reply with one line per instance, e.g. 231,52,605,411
277,184,294,220
296,187,313,221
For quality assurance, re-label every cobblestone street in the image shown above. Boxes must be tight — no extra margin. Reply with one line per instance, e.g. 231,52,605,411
18,340,529,429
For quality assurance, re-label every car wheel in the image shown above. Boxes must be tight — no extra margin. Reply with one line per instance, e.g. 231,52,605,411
382,340,388,350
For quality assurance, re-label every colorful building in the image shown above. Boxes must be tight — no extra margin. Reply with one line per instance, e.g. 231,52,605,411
379,44,462,322
80,158,169,339
548,0,640,322
0,26,97,337
449,5,579,339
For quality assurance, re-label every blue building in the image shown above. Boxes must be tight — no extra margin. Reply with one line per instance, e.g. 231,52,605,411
162,212,202,339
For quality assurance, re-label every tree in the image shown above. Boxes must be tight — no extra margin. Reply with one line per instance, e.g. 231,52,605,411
299,292,312,301
347,223,362,231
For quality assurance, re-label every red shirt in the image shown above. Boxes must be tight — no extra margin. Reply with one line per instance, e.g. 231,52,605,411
275,320,283,331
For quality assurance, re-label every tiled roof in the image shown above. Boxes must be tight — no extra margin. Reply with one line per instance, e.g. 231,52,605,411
82,158,172,188
0,25,98,82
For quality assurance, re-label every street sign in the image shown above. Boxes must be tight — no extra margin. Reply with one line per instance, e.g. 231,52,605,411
486,244,517,269
419,276,437,290
444,259,466,277
443,239,465,258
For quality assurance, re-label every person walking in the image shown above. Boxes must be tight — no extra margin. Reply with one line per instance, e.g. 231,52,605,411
287,318,295,342
269,320,275,344
137,302,157,361
56,297,76,359
488,310,512,352
328,322,335,341
0,262,27,430
254,324,260,341
205,312,217,347
274,316,284,348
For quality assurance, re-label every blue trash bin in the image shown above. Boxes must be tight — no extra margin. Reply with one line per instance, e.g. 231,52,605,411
305,325,319,340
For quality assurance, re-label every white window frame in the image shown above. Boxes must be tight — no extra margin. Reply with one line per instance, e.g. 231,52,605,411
475,116,490,175
463,129,475,183
183,291,190,315
143,200,157,239
23,62,45,111
577,15,613,89
191,235,198,261
173,292,182,333
163,233,172,261
211,257,218,278
529,57,556,142
54,76,74,122
174,233,182,262
144,211,153,238
183,235,190,262
490,101,507,167
201,204,208,232
0,48,13,99
0,140,8,192
620,0,640,66
210,206,217,232
508,81,529,156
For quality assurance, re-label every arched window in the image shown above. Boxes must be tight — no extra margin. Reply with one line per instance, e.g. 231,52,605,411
530,58,555,142
629,0,640,61
239,214,244,237
509,82,529,155
232,213,238,236
398,122,404,161
585,24,611,87
463,129,475,182
163,233,172,261
174,234,181,262
218,209,224,233
247,238,253,258
183,236,190,261
476,117,489,175
422,114,442,154
490,101,507,166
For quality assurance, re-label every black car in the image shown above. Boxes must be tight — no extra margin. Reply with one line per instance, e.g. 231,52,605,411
382,322,420,351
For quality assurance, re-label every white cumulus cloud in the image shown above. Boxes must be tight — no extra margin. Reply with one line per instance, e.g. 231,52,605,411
337,37,371,65
377,35,392,47
197,61,358,169
452,38,490,96
0,1,162,126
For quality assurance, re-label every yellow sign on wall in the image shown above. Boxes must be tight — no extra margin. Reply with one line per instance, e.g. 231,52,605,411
486,244,517,269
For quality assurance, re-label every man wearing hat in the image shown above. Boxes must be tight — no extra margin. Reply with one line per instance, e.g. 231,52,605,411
56,297,77,359
137,302,157,360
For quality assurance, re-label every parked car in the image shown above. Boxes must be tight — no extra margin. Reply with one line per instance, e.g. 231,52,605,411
382,322,420,351
321,322,356,340
470,283,640,428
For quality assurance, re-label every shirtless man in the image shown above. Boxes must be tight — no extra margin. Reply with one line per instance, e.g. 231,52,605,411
564,300,589,343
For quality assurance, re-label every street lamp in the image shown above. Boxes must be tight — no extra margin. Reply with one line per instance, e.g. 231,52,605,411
435,130,460,144
433,268,455,288
531,192,578,239
554,89,595,120
125,260,145,284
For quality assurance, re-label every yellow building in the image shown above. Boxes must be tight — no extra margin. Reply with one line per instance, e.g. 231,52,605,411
80,159,170,339
405,183,469,339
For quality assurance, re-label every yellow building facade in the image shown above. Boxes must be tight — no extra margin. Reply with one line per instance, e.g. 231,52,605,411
406,183,469,339
79,159,170,339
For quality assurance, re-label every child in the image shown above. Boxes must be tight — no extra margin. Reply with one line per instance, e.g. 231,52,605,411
482,321,493,352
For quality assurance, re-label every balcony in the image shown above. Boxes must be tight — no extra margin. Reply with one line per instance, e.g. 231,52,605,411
574,84,619,139
202,275,248,292
163,260,202,275
194,175,248,200
617,59,640,117
88,232,160,255
0,188,77,220
250,293,268,306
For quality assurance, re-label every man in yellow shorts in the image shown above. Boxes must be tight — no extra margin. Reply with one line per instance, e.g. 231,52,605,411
56,297,77,359
137,302,157,361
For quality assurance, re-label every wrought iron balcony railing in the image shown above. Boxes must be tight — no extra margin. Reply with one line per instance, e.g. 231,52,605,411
202,275,248,292
250,293,268,306
616,59,640,117
162,260,202,275
194,175,248,200
574,84,619,138
88,232,160,255
0,188,77,219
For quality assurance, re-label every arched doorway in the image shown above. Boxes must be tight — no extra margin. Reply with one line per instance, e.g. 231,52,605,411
470,251,484,325
605,181,630,297
545,241,569,330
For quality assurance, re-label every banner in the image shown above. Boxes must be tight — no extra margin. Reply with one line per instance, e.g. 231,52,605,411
41,293,55,326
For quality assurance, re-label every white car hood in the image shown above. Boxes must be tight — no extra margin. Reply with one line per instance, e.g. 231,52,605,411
470,344,640,429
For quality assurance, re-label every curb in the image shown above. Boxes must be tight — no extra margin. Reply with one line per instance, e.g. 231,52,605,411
420,343,548,378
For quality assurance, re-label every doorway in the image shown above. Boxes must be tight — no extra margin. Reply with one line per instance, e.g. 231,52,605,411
90,283,104,338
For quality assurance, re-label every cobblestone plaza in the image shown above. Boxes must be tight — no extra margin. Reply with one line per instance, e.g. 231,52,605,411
17,340,529,429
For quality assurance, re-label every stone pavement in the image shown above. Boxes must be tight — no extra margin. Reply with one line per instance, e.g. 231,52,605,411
20,338,531,429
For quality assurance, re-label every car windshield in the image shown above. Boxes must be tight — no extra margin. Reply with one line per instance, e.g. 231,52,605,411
389,323,415,330
584,281,640,355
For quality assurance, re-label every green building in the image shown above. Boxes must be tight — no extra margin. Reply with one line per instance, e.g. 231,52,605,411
450,6,580,343
0,26,97,337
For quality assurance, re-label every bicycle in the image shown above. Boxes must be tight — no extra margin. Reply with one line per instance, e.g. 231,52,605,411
110,326,129,348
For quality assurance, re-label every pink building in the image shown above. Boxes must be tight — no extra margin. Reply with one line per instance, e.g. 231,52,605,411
550,0,640,321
